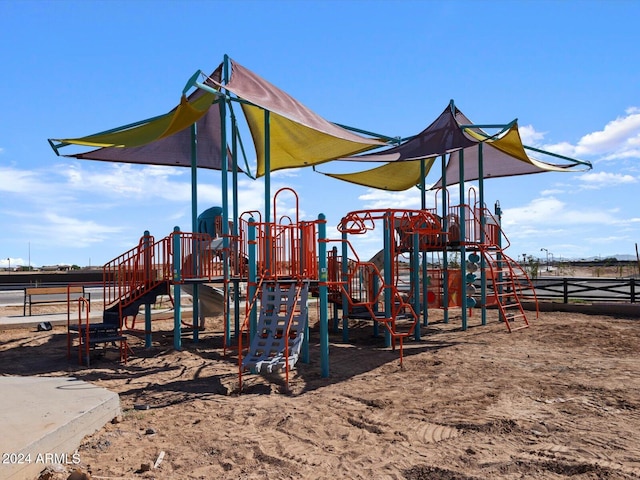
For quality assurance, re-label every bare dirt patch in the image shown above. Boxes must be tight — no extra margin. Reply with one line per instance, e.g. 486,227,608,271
1,303,639,479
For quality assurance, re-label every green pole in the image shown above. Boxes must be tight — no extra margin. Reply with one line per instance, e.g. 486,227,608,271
143,230,152,348
420,159,428,327
478,142,487,326
412,228,420,341
441,154,449,324
248,219,257,340
264,110,271,274
221,56,231,347
459,149,468,331
341,230,349,342
172,226,182,350
383,212,392,348
318,214,329,378
232,116,241,338
190,122,200,343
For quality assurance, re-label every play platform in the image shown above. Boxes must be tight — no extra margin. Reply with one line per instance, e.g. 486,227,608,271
0,376,121,480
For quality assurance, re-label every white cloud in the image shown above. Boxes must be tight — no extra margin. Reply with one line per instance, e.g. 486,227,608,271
543,107,640,161
22,212,124,248
502,196,620,229
0,167,44,194
358,188,423,210
578,171,637,189
518,124,546,145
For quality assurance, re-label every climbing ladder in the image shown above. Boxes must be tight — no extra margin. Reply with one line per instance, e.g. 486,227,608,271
479,246,535,332
239,280,309,389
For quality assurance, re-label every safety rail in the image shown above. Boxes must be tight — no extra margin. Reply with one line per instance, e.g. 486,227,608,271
103,231,217,313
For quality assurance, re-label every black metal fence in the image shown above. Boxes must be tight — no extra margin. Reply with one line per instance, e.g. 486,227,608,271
526,277,640,303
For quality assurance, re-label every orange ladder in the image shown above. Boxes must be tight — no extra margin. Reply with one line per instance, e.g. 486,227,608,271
479,247,534,332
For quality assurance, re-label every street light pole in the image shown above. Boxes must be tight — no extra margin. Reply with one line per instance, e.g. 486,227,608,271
541,248,549,272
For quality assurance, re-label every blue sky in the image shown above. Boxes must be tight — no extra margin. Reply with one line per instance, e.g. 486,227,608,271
1,0,639,268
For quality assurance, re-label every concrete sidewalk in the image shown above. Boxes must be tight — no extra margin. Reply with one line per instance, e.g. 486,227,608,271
0,310,103,330
0,376,121,480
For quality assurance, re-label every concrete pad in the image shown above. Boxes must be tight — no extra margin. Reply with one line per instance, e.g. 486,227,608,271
0,376,121,480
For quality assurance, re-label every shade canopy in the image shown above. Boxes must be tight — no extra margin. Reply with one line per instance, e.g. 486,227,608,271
48,57,590,188
317,103,591,191
215,60,386,177
49,72,232,171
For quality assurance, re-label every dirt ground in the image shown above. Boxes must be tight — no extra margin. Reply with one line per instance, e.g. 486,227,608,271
1,293,639,480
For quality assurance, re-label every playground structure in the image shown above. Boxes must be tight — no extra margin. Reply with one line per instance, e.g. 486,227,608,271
65,185,536,389
50,54,591,387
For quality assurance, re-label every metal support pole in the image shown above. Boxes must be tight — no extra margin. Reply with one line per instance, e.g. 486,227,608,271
441,154,449,323
383,212,392,347
248,219,257,340
412,229,421,341
420,159,429,326
478,142,487,326
341,230,349,342
143,230,152,348
172,226,182,350
459,149,468,331
190,122,200,343
318,214,329,378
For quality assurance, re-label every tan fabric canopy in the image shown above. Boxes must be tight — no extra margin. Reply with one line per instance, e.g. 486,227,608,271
216,60,385,177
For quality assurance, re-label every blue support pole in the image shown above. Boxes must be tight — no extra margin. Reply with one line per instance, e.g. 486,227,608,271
172,226,182,350
318,214,329,378
143,230,152,348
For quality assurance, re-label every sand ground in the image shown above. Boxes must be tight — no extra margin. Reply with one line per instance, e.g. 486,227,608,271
1,292,639,480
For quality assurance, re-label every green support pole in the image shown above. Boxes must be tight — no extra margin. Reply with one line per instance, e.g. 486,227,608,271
190,122,200,343
301,221,309,364
172,226,182,350
341,230,349,342
232,118,241,339
458,149,468,331
264,110,271,276
143,230,152,348
412,229,420,341
441,154,449,324
383,212,392,348
420,159,428,327
318,214,329,378
248,219,257,340
221,56,231,348
478,142,487,326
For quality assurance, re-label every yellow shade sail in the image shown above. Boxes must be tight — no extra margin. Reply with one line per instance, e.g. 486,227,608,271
242,103,382,177
53,92,217,148
319,157,435,191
